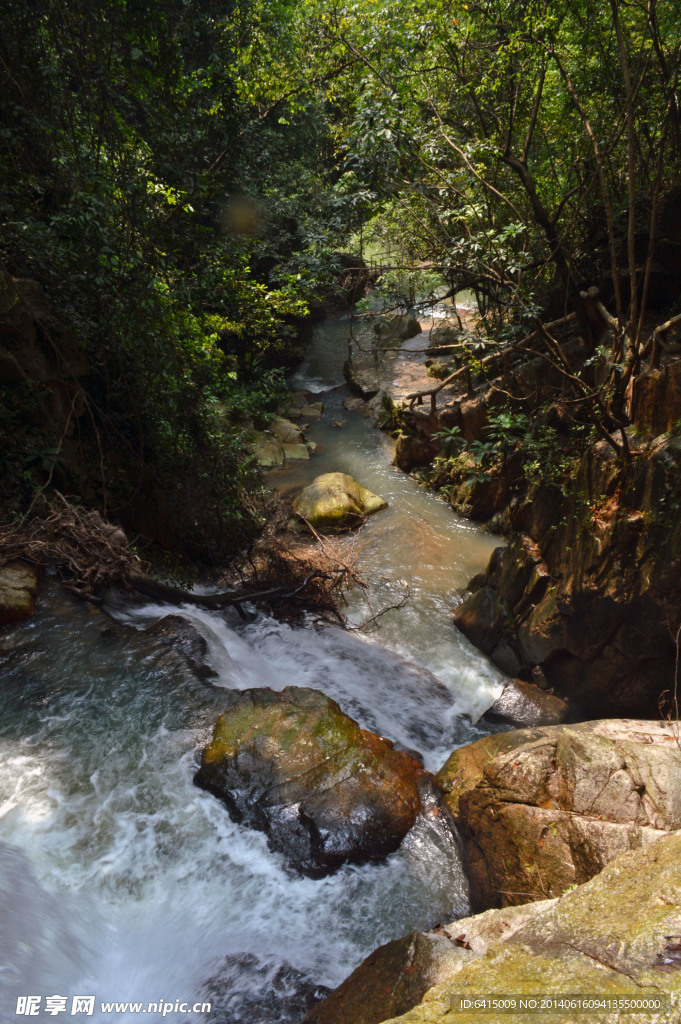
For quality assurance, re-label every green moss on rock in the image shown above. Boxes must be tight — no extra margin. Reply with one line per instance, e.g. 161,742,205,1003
291,472,388,532
195,686,426,876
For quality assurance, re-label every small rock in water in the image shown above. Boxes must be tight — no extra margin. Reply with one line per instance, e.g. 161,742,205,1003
202,953,330,1024
271,416,305,445
252,433,285,468
282,443,310,462
300,403,323,420
146,614,218,682
481,678,569,728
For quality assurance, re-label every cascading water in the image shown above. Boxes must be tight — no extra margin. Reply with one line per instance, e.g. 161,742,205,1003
0,316,507,1024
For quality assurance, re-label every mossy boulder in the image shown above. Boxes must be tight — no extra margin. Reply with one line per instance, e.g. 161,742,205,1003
436,719,681,912
270,415,305,445
251,417,314,467
194,686,426,877
0,561,40,626
377,830,681,1024
291,472,387,532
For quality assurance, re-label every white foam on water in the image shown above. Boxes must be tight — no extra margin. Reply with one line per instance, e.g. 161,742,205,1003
1,315,506,1022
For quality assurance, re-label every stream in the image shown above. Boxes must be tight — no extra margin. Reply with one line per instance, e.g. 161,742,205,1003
0,316,506,1024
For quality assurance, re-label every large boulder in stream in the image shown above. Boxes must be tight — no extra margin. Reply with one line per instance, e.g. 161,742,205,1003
291,472,387,533
311,831,681,1024
194,686,428,877
435,719,681,912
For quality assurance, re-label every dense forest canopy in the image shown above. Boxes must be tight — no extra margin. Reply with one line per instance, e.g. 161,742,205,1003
1,0,680,559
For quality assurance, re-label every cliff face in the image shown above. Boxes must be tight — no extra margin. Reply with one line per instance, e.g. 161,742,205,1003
453,433,681,716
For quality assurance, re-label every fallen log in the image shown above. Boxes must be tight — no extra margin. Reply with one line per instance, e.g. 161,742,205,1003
127,568,328,615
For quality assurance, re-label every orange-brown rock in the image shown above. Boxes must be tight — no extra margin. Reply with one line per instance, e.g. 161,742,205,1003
303,931,464,1024
436,719,681,912
454,436,681,716
629,358,681,437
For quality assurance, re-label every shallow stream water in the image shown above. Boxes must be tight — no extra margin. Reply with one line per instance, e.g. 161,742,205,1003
0,316,506,1024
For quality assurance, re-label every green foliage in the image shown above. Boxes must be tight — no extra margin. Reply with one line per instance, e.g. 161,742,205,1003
314,0,681,343
432,424,463,454
0,0,355,558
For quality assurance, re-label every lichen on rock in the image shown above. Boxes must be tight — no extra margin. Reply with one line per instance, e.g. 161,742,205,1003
194,686,427,877
291,472,388,533
436,719,681,912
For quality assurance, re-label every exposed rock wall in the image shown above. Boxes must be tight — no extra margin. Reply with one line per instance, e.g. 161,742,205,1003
454,436,681,715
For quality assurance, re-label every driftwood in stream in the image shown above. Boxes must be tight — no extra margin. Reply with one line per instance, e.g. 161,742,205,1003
0,493,142,598
0,493,363,621
127,567,341,621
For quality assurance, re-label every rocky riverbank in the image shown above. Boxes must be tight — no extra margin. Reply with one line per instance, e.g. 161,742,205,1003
306,828,681,1024
365,312,681,720
4,310,680,1024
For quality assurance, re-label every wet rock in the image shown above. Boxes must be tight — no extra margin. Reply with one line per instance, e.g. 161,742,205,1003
343,397,366,411
303,931,463,1024
194,686,427,877
291,472,387,533
146,614,217,681
481,679,570,728
282,443,310,462
271,416,305,445
377,831,681,1024
203,953,331,1024
286,390,311,409
0,562,40,626
300,403,324,420
436,719,681,911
